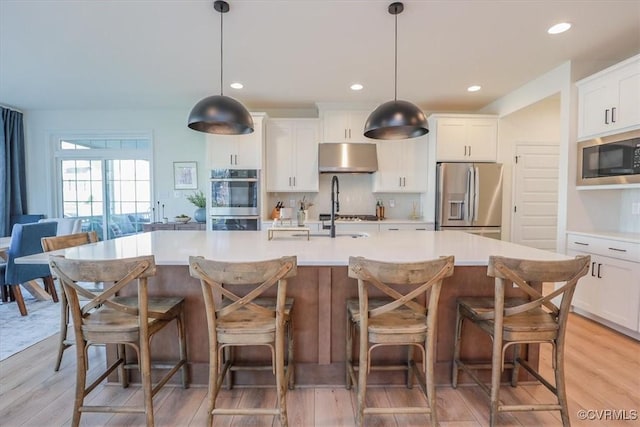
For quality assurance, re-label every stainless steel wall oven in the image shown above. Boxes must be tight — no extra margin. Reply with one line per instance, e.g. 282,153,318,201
210,169,260,230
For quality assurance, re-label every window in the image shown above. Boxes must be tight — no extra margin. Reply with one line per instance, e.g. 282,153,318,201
53,132,152,240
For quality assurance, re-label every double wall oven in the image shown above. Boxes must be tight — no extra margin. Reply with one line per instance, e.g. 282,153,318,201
210,169,260,231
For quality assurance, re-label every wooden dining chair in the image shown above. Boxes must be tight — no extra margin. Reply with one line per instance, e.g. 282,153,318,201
189,255,297,427
346,255,455,427
41,231,99,371
451,255,590,426
48,255,189,427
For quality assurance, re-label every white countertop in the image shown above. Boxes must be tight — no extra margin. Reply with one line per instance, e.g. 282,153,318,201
17,230,569,267
567,230,640,244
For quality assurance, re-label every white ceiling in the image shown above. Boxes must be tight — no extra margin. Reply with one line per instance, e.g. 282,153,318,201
1,0,639,113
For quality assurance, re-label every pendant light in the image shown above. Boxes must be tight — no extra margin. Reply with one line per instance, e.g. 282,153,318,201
364,2,428,140
188,0,254,135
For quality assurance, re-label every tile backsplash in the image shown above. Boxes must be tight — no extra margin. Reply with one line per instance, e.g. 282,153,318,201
265,174,425,220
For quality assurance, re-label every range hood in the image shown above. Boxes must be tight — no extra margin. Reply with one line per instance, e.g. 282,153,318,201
318,143,378,173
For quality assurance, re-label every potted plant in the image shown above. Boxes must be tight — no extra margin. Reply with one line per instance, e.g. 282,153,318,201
187,190,207,223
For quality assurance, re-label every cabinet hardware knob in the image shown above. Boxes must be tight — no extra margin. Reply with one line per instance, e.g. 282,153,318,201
605,109,610,124
574,241,589,246
608,247,626,252
591,261,596,277
597,263,602,279
611,107,616,123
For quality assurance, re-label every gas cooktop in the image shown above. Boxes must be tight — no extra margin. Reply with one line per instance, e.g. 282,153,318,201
318,214,379,222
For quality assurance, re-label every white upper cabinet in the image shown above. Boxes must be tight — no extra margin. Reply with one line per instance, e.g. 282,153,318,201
206,113,266,169
373,136,428,193
321,109,372,143
577,54,640,139
431,114,498,162
265,118,319,192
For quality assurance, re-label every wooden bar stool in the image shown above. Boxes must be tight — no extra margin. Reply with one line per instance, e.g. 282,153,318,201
42,231,99,371
189,255,297,427
452,255,590,426
48,255,189,427
346,255,455,427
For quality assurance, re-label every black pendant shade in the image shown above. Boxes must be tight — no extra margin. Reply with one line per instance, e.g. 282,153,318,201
188,95,254,135
187,0,254,135
364,2,428,140
364,100,428,140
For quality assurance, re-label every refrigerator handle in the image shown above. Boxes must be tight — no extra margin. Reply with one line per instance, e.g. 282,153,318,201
474,166,480,222
437,166,444,225
465,167,473,221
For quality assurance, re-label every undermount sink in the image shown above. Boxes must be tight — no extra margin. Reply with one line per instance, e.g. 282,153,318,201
293,233,370,239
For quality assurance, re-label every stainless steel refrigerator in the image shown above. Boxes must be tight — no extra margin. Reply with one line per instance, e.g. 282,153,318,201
435,162,503,239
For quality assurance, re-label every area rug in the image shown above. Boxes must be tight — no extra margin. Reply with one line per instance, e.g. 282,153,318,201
0,294,60,361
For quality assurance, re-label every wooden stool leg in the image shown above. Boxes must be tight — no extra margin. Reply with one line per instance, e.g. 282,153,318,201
510,343,521,387
451,304,463,388
406,345,414,389
55,290,69,371
356,329,368,427
489,338,504,427
426,337,437,427
118,344,128,388
140,339,154,427
224,346,233,390
276,322,288,427
555,342,571,426
287,317,295,390
12,284,27,316
71,343,87,427
207,342,220,426
345,307,353,390
178,309,189,388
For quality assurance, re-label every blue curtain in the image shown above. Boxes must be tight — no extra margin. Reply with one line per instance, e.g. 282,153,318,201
0,107,27,237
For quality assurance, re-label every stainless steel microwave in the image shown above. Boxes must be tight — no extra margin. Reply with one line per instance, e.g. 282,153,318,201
577,129,640,186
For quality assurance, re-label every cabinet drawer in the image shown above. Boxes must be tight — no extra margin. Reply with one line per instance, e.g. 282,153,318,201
567,234,640,263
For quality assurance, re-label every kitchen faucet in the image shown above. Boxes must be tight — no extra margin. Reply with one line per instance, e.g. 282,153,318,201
330,175,339,238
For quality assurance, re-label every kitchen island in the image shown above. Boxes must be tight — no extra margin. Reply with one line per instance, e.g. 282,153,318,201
19,229,569,385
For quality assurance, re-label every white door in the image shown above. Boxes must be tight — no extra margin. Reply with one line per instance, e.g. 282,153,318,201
511,143,559,251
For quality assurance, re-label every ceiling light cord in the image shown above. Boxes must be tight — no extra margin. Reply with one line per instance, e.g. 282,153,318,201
394,10,398,102
220,8,224,96
363,2,428,140
187,0,254,135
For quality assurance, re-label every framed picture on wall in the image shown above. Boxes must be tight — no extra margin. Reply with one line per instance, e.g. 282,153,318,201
174,161,198,190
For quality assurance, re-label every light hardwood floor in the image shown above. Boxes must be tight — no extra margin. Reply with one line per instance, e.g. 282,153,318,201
1,314,638,426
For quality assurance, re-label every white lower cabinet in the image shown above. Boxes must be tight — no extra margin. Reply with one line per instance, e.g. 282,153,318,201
566,233,640,337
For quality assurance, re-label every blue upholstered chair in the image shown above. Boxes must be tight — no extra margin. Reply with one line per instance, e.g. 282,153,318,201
4,222,59,315
10,214,45,229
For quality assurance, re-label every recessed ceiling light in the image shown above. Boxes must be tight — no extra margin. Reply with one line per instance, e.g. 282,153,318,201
547,22,571,34
350,83,364,91
467,85,482,92
230,82,244,89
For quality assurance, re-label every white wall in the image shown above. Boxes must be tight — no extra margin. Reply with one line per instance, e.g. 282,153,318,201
480,62,573,250
22,108,207,219
496,94,561,241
